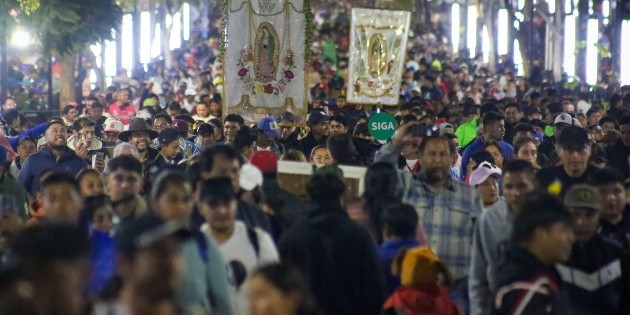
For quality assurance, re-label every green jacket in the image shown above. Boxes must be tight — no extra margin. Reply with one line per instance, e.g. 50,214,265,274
455,118,478,148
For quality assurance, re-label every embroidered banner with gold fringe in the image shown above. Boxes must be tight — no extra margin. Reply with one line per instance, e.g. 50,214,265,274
223,0,309,122
347,8,411,106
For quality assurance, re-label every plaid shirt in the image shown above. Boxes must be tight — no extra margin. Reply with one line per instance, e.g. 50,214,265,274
376,143,483,280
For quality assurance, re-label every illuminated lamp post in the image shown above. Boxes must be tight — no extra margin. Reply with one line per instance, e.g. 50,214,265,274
585,17,599,85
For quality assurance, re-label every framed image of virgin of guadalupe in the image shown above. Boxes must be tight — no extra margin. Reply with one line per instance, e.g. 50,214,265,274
347,8,411,106
222,0,309,122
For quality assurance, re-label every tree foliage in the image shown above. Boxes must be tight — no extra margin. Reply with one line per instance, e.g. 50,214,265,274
24,0,123,56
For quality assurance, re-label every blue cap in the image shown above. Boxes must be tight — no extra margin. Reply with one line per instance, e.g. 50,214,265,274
257,116,279,139
307,111,329,126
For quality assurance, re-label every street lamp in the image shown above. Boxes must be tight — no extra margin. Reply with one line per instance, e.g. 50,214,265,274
10,27,32,48
563,13,577,78
467,5,477,58
620,20,630,85
122,14,133,72
451,4,461,53
585,17,599,85
140,11,151,64
183,2,190,41
497,9,509,56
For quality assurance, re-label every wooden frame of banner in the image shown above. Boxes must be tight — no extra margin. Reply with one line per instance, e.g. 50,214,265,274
276,161,367,199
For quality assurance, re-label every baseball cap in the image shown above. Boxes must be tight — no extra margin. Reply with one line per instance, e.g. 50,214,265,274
564,184,602,211
172,119,190,136
104,119,124,133
257,116,280,139
47,117,65,129
185,88,197,96
557,126,590,150
438,122,455,135
143,98,158,107
196,123,214,136
277,111,296,126
239,163,263,191
158,128,181,145
554,113,574,126
307,111,329,125
200,178,236,203
116,214,191,257
250,150,278,173
469,162,502,186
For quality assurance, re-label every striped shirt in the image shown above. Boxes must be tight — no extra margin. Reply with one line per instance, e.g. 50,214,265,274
376,142,483,280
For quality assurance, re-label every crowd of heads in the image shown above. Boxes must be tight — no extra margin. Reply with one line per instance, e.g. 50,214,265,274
0,2,628,315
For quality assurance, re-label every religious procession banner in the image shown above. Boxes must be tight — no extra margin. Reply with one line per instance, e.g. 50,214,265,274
222,0,309,122
347,8,411,105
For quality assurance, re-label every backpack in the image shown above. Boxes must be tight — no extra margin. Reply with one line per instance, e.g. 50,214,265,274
246,227,260,259
193,230,210,262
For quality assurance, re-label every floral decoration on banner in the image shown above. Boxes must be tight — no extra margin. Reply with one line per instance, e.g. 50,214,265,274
237,46,296,96
218,0,229,62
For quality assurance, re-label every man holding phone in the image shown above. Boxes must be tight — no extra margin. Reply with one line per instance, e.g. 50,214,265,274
68,117,108,172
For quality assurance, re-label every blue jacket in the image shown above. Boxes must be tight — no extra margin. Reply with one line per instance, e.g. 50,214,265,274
378,238,421,295
7,123,47,151
18,145,87,194
460,137,514,179
87,231,116,297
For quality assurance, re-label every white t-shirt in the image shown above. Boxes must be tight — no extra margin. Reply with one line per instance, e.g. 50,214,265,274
201,221,279,315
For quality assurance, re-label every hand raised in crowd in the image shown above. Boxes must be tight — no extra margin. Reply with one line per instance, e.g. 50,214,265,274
75,140,89,159
391,122,421,149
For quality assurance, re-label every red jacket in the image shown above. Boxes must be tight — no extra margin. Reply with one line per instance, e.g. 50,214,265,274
383,284,463,315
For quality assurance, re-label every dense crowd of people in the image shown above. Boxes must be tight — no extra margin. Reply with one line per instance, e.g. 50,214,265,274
0,4,629,315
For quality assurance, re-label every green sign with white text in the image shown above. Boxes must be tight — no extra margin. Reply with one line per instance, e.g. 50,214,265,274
368,112,398,141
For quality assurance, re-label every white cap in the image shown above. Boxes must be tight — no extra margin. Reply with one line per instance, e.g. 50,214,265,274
469,162,502,186
439,122,454,135
103,119,124,133
185,88,197,96
554,113,574,126
239,163,263,191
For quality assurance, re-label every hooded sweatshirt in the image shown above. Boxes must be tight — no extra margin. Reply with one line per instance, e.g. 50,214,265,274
278,206,386,315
